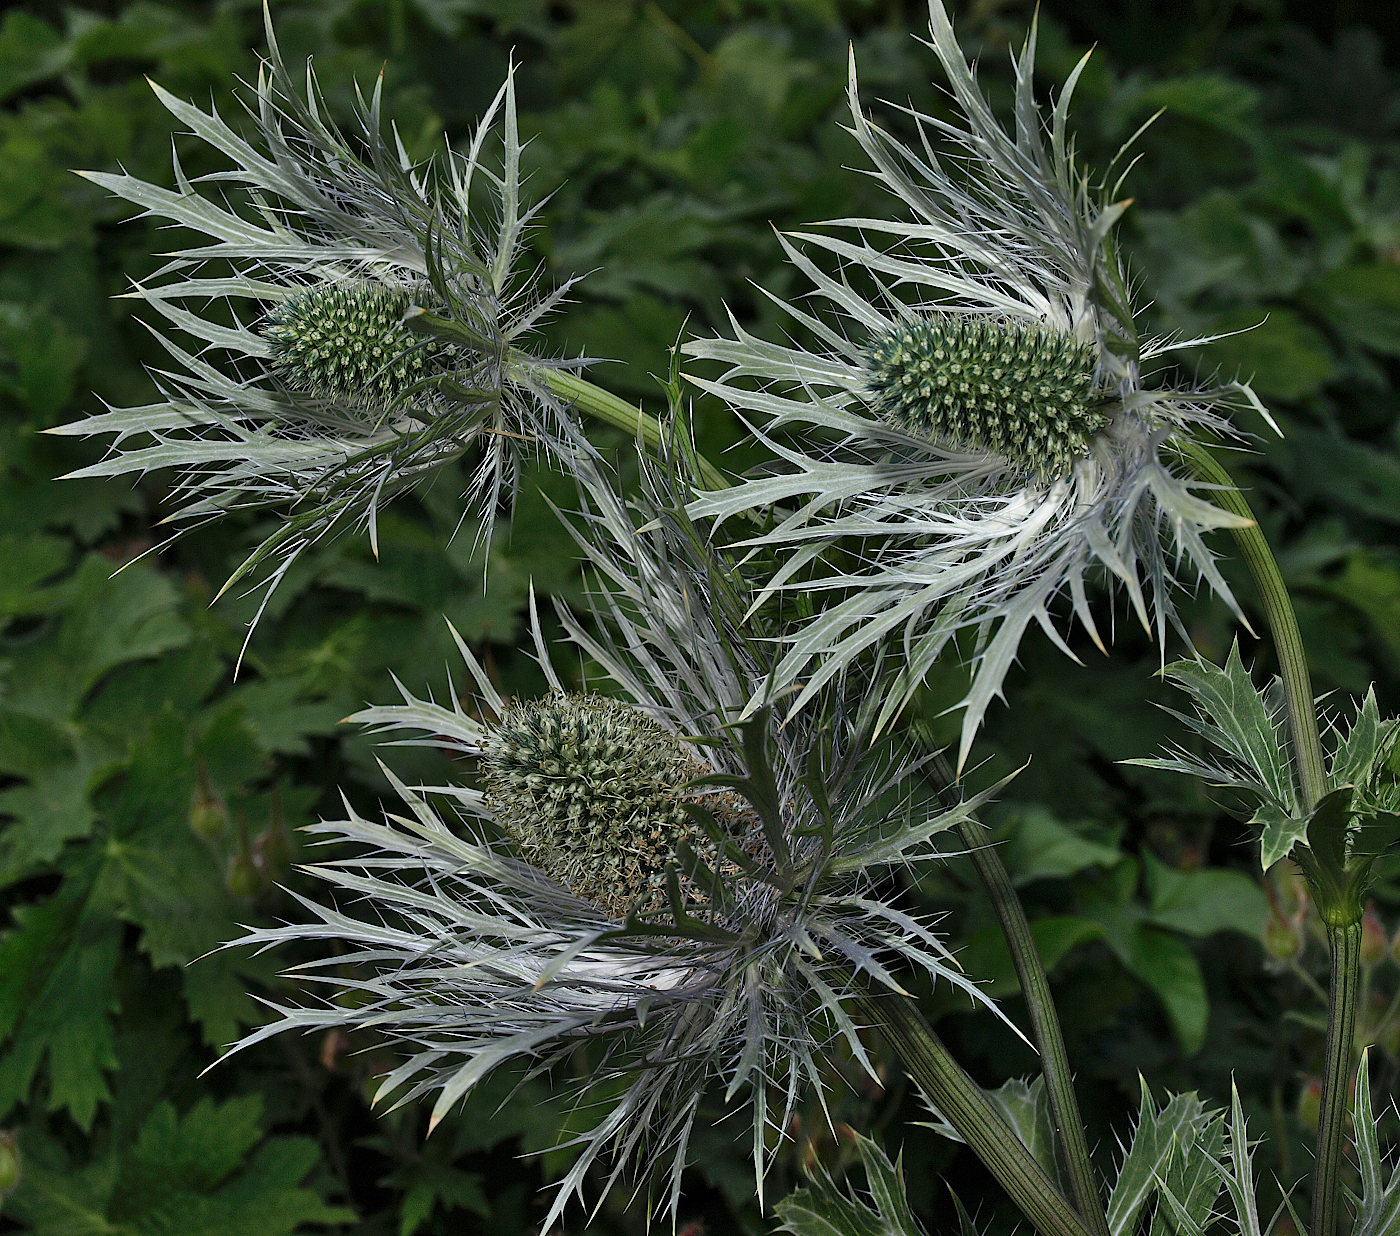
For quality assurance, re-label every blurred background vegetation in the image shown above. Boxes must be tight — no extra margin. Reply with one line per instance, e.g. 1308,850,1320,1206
1,0,1398,1231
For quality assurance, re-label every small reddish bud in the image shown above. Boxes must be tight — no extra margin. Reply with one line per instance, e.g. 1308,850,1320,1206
1360,907,1387,969
0,1130,19,1197
320,1029,350,1071
1297,1077,1322,1131
1263,913,1304,961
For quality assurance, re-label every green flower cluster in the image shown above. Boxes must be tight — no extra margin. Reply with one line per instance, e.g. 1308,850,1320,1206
863,315,1106,480
264,281,454,409
482,694,731,918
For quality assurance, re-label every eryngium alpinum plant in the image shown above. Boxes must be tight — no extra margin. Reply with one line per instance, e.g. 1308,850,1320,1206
227,453,1000,1227
683,0,1271,767
52,15,585,630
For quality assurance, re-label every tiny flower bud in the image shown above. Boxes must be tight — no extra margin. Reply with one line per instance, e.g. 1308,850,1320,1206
255,790,294,875
1297,1076,1322,1131
320,1029,351,1072
0,1130,19,1197
189,783,229,842
863,315,1106,480
189,758,227,841
226,811,267,900
1360,906,1387,969
226,850,264,900
1263,913,1304,961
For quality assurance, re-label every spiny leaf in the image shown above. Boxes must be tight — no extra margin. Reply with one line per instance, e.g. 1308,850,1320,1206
773,1133,929,1236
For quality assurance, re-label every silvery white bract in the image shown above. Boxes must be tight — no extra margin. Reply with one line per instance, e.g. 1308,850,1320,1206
54,15,583,638
225,455,1001,1226
683,0,1269,768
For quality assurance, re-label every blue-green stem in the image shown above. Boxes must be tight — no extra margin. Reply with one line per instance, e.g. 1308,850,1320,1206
923,756,1106,1236
1183,442,1356,1236
851,984,1095,1236
957,817,1107,1236
1313,921,1361,1236
1181,442,1326,810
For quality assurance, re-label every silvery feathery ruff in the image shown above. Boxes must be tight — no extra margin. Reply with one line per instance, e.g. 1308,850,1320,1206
53,15,583,635
225,455,1002,1226
683,0,1270,770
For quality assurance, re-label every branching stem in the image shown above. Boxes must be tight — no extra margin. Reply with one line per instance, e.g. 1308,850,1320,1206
404,307,730,490
538,369,729,493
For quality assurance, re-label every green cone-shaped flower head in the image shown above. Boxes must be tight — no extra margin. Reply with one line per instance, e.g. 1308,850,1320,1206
482,694,733,917
264,282,455,408
863,315,1106,479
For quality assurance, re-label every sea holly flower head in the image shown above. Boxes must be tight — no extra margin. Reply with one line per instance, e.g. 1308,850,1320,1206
226,456,1001,1225
480,691,753,917
54,15,584,637
683,0,1271,768
863,315,1107,484
260,281,460,408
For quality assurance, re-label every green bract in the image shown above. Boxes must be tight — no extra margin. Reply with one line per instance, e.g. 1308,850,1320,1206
864,316,1105,481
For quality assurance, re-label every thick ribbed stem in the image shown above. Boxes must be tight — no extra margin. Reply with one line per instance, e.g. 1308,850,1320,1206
1312,920,1361,1236
1181,442,1326,811
1183,444,1353,1233
954,816,1107,1236
852,987,1094,1236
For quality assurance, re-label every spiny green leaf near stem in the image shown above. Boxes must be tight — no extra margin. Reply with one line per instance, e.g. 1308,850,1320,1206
1180,442,1326,812
850,983,1095,1236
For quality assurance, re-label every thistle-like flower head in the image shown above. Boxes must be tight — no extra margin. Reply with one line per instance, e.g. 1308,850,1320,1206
261,281,459,408
481,691,751,916
226,453,999,1225
54,15,584,635
683,0,1270,767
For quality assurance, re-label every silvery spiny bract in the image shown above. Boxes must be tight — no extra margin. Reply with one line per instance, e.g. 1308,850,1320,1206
53,15,583,634
226,453,1001,1226
684,0,1270,768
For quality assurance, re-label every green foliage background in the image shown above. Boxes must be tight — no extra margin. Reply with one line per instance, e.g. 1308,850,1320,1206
1,0,1397,1231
